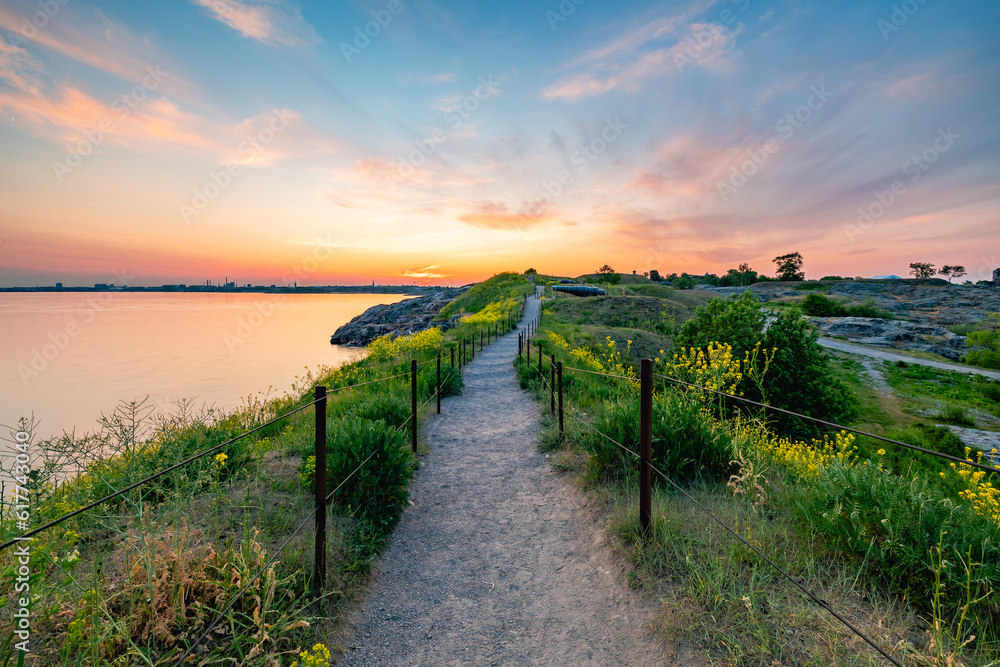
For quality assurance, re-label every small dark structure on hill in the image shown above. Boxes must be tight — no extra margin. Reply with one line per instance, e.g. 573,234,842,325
994,268,1000,286
552,285,606,297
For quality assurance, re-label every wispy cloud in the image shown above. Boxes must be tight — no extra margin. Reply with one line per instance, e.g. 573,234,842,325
457,200,551,230
399,265,447,279
192,0,319,48
543,22,740,101
400,72,457,84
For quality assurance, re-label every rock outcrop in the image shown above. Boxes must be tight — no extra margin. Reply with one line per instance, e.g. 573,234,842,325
330,289,466,346
812,317,967,360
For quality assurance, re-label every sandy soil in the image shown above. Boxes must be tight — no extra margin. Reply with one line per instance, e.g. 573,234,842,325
342,296,668,666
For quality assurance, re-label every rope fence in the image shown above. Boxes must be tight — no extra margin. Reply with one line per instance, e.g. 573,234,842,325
514,318,994,665
2,298,532,662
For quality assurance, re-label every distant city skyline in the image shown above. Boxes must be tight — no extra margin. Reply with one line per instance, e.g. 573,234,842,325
1,0,997,286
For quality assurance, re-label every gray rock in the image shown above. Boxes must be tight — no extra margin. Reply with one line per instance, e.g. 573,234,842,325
828,283,885,296
330,289,467,346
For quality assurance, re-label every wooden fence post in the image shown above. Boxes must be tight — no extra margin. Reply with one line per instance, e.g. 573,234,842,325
411,359,418,453
436,354,442,414
313,385,327,596
640,358,652,537
550,354,556,415
557,361,564,433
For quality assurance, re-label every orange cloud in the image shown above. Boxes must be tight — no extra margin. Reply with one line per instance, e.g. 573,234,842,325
457,200,552,230
399,265,448,279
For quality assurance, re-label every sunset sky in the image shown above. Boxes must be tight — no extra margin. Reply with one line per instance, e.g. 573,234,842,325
0,0,997,286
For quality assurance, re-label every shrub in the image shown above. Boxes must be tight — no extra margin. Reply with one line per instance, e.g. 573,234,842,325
800,292,847,317
845,298,894,319
583,392,732,485
934,405,977,427
966,313,1000,370
302,418,416,533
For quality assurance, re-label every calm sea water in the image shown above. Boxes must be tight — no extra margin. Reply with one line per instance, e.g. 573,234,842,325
0,292,410,442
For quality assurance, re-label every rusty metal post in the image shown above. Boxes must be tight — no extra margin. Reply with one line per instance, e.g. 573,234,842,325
436,353,441,414
557,361,564,433
451,346,455,369
411,359,418,453
313,385,327,595
479,331,483,352
640,358,653,537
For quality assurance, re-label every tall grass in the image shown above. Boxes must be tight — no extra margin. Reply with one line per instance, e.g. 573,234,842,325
524,308,1000,665
0,272,526,665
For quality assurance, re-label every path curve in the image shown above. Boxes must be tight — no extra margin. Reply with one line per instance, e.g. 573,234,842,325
819,337,1000,381
344,296,667,666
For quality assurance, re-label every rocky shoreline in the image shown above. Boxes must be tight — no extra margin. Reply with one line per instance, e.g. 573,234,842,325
330,288,467,347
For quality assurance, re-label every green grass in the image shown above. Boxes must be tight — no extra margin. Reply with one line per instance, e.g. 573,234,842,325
883,362,1000,426
0,274,528,665
523,279,1000,666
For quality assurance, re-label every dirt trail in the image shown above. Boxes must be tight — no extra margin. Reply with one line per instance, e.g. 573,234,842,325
343,296,667,666
819,338,1000,381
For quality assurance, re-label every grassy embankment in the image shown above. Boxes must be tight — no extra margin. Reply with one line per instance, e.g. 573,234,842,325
522,273,1000,666
0,272,531,666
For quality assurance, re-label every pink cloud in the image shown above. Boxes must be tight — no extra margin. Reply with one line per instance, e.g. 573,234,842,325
457,200,551,230
192,0,319,47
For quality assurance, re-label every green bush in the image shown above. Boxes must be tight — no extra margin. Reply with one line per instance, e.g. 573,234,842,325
677,293,857,439
583,392,732,485
801,292,847,316
934,405,977,428
320,418,416,527
845,298,894,319
966,313,1000,370
794,461,1000,638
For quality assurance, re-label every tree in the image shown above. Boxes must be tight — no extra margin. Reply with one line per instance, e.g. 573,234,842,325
939,265,966,283
674,291,856,438
909,262,935,280
772,252,805,281
642,271,649,279
595,264,620,293
649,269,662,282
524,268,538,275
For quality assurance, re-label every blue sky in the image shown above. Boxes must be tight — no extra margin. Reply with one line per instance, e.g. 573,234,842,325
0,0,997,285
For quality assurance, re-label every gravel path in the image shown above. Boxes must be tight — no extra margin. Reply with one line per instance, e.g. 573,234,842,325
343,296,667,666
819,338,1000,381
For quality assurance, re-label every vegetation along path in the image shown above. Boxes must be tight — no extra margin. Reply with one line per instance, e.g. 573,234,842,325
344,296,667,666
